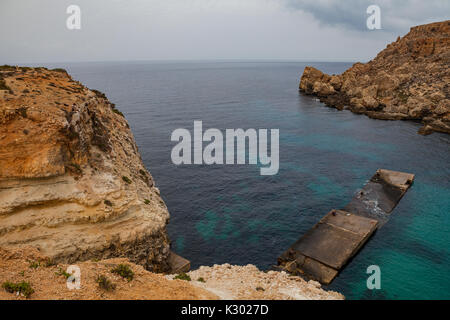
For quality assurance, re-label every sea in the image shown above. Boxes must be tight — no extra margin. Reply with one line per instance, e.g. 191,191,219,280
40,61,450,300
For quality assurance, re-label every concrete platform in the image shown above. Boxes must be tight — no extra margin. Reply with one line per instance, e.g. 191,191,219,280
168,251,191,274
345,169,414,225
278,210,378,284
277,169,414,284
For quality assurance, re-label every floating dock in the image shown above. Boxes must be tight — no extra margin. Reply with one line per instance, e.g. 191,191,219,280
277,169,414,284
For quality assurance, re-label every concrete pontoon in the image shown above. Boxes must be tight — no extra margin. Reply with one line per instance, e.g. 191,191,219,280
168,251,191,273
277,169,414,284
345,169,415,225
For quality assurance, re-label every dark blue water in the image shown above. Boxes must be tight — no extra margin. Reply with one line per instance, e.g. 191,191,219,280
43,61,450,299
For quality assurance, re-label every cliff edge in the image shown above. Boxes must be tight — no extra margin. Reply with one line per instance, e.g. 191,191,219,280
299,20,450,135
0,66,170,272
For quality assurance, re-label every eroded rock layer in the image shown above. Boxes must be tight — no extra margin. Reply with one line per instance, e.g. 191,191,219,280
299,20,450,135
0,66,170,272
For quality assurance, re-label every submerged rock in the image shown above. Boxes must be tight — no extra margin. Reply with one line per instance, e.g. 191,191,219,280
299,20,450,135
0,66,170,272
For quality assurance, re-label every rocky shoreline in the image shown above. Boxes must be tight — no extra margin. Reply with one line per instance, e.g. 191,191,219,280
299,20,450,135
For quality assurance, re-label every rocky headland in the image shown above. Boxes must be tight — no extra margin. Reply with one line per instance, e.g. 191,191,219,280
299,20,450,135
0,65,171,271
0,66,342,300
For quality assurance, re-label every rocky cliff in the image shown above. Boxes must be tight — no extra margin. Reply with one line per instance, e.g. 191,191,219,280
0,66,171,272
299,20,450,135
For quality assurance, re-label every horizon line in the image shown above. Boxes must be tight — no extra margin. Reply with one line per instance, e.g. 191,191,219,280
3,58,362,66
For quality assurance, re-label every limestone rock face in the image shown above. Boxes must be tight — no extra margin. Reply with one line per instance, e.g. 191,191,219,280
0,66,171,272
181,264,344,300
299,20,450,135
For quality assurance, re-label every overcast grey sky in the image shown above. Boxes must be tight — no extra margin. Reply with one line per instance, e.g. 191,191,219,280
0,0,448,64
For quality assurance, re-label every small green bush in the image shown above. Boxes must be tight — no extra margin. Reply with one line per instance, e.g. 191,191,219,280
174,273,191,281
51,68,67,73
0,65,15,70
109,103,125,117
67,163,82,174
397,91,409,103
111,264,134,282
144,199,150,205
29,261,39,269
0,79,11,91
56,268,71,279
92,89,106,99
197,277,206,283
112,108,124,117
18,107,27,118
96,275,116,291
44,258,57,267
2,281,34,298
122,176,132,184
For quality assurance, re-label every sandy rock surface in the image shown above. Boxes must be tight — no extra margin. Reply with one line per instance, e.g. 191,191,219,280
168,264,344,300
0,247,216,300
0,247,343,300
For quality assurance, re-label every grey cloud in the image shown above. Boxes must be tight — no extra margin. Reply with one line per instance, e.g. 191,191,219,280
1,0,447,64
284,0,450,32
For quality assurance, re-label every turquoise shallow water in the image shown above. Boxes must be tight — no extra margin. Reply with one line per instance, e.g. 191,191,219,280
43,61,450,299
